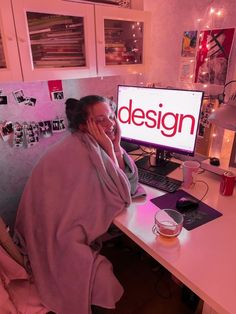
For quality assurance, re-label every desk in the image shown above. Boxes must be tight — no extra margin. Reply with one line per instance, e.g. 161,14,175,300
114,165,236,314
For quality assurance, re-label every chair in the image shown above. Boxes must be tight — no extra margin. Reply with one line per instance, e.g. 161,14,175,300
0,216,50,313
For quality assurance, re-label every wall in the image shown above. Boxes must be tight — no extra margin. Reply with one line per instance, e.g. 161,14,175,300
0,74,141,228
144,0,236,89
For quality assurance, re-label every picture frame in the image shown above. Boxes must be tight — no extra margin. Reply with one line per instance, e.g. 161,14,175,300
229,134,236,168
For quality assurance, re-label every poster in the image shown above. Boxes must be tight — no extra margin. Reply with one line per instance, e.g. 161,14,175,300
195,28,235,85
179,58,195,82
181,31,197,57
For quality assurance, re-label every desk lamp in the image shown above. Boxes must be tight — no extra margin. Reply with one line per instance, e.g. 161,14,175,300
208,80,236,131
206,80,236,173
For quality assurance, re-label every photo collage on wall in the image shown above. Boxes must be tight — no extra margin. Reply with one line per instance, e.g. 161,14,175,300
0,119,66,148
0,83,67,148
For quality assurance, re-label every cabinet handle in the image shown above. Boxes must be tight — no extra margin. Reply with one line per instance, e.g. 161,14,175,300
98,40,103,45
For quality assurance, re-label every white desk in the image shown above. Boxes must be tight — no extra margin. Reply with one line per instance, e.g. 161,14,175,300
114,165,236,314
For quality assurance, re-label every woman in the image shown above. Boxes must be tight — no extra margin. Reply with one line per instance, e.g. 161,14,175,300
14,95,139,314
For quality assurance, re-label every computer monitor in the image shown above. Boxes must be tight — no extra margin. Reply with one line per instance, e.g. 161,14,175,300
117,84,204,175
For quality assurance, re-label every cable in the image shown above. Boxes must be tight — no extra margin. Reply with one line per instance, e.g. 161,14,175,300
195,180,209,202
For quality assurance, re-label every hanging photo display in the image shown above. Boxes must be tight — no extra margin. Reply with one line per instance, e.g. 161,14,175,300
0,119,66,148
195,28,235,85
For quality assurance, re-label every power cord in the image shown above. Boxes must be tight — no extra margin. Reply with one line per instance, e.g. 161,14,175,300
195,180,209,203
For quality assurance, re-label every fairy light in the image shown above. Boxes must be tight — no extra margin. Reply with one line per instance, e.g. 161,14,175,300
195,4,226,151
210,7,215,15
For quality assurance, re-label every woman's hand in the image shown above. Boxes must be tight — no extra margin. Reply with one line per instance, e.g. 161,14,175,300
87,119,113,154
112,117,122,153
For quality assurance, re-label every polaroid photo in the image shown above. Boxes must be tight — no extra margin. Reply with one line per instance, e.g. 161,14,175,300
23,122,39,147
0,95,8,105
52,118,66,132
24,97,37,106
0,121,13,142
13,90,26,104
13,123,24,148
38,121,53,138
51,91,64,101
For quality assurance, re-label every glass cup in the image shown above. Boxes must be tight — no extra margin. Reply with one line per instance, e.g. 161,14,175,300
152,209,184,238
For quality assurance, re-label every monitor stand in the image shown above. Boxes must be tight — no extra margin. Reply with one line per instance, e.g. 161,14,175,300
135,149,180,176
121,140,139,153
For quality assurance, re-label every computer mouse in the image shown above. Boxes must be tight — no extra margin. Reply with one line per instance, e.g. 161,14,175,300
210,157,220,166
176,197,199,212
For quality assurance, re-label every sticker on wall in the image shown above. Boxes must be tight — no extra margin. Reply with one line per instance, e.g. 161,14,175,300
48,80,64,101
195,28,235,85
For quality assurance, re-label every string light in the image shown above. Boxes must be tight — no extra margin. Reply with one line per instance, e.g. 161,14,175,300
210,7,215,15
194,4,226,156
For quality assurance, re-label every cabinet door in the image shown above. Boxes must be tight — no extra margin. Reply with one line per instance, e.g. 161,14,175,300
12,0,97,81
0,0,22,81
95,6,150,77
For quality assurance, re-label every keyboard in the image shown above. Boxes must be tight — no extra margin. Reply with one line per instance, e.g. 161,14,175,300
138,168,182,193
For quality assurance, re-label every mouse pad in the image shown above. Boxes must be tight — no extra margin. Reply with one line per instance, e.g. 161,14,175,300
150,189,222,231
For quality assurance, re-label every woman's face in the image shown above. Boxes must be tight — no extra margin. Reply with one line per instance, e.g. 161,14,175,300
88,102,116,140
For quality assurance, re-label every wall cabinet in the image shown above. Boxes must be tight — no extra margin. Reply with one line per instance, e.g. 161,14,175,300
95,5,149,76
0,0,150,82
0,0,22,81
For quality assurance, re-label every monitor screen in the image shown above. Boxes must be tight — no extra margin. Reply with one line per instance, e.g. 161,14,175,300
117,85,204,156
